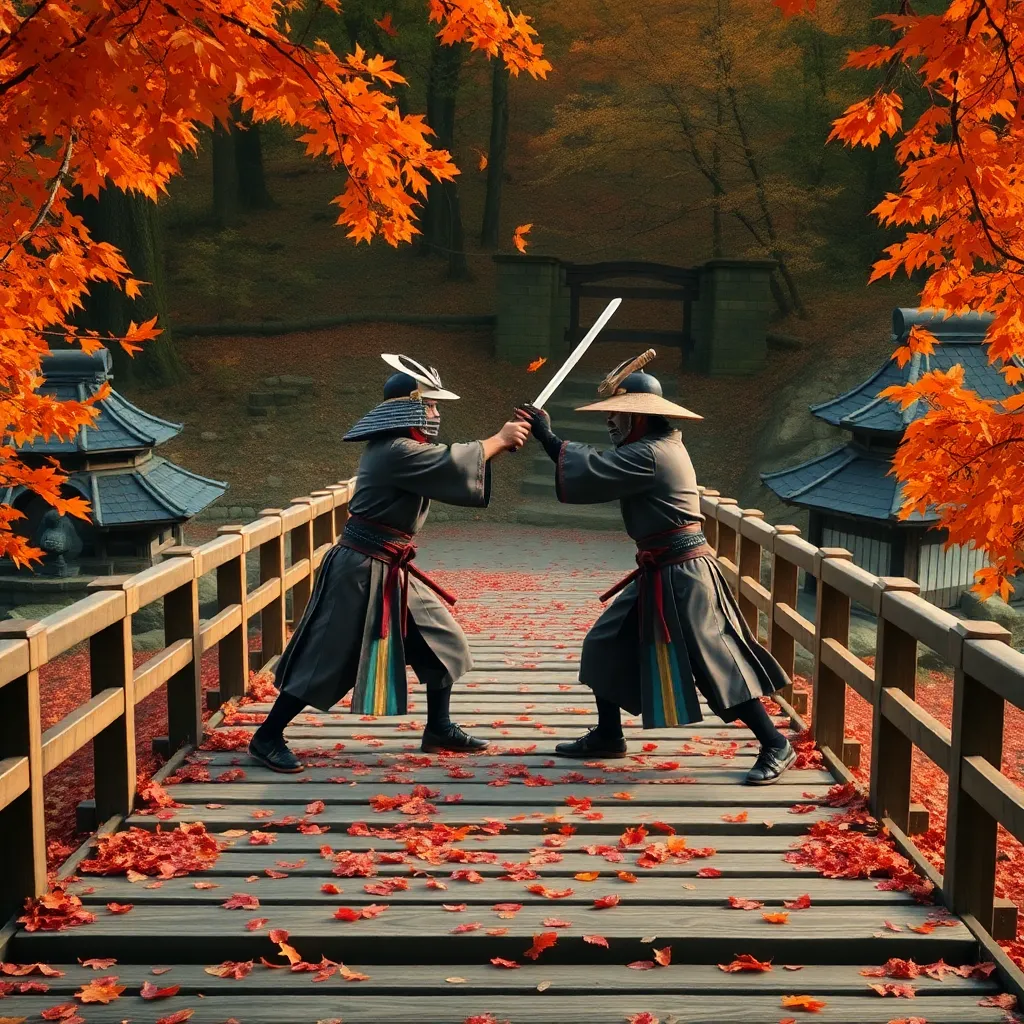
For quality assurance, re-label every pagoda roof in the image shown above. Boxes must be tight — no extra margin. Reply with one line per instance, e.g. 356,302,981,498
4,456,227,527
811,307,1023,435
760,442,936,524
19,349,182,455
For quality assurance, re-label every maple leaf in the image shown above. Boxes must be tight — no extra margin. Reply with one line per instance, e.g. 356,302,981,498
869,982,916,997
697,867,723,878
784,894,812,910
524,931,558,960
140,981,180,1000
106,902,133,914
593,894,620,909
583,935,609,948
452,922,483,934
627,960,656,970
721,811,748,823
155,1012,195,1024
526,357,547,373
979,994,1017,1009
204,961,254,980
728,896,764,911
245,917,269,930
75,976,126,1003
79,959,116,971
526,884,573,899
653,946,671,967
222,893,260,910
762,912,790,924
626,1015,659,1024
490,958,519,969
780,995,827,1012
374,13,398,37
719,955,773,973
512,223,533,254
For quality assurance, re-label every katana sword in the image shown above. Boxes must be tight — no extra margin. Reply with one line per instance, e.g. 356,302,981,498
510,296,622,450
533,296,622,409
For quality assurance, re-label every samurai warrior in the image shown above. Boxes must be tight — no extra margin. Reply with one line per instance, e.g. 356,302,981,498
517,350,797,785
249,354,531,773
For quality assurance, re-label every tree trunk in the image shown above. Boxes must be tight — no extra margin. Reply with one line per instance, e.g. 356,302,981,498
211,120,238,229
711,88,724,258
480,59,510,248
233,104,274,210
71,187,185,387
419,37,469,277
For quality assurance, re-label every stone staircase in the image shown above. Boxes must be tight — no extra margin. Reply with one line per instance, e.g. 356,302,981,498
515,374,681,530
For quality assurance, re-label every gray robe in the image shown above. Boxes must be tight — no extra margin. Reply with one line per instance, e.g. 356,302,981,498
276,436,490,713
557,429,789,727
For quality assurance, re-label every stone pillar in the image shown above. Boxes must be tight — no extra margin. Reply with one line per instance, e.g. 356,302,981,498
493,255,568,362
690,258,776,375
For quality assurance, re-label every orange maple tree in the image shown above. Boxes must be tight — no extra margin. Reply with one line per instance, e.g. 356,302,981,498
0,0,550,567
775,0,1024,598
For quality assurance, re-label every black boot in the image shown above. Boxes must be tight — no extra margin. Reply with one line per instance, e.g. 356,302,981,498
422,686,489,753
248,732,304,773
745,740,796,785
248,692,306,773
554,727,628,759
421,722,489,753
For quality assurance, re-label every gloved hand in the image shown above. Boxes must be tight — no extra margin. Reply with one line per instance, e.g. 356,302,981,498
515,404,563,462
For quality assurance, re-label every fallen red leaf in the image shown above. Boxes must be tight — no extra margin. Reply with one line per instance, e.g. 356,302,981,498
75,977,126,1003
105,902,133,915
728,896,764,911
222,893,259,910
583,935,609,948
784,894,812,910
204,961,254,980
155,1011,195,1024
490,958,519,969
140,981,180,1000
719,955,773,973
780,995,827,1012
524,931,558,961
593,894,620,909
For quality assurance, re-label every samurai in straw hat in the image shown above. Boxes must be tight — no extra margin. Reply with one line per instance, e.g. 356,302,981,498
517,351,796,785
249,354,530,773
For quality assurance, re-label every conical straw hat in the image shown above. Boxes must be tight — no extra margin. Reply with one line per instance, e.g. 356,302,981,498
576,392,703,419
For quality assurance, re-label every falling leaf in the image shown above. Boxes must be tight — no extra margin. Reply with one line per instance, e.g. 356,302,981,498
526,356,547,373
477,150,488,172
512,223,533,254
653,947,672,967
374,12,398,36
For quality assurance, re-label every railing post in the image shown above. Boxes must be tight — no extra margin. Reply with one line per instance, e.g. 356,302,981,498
699,488,720,552
868,577,922,833
713,498,739,594
811,547,853,757
288,501,315,628
86,579,137,822
326,481,353,541
737,509,766,637
258,510,287,667
164,559,202,749
311,491,337,548
216,526,250,704
769,525,802,709
0,628,46,916
944,619,1012,934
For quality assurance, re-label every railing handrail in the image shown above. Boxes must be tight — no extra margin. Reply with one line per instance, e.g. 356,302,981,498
699,485,1024,956
0,478,355,918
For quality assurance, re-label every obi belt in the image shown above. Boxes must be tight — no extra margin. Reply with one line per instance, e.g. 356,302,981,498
600,527,714,729
342,516,457,717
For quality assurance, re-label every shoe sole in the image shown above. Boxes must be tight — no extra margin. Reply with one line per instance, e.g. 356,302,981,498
744,750,798,786
248,746,305,774
553,748,629,760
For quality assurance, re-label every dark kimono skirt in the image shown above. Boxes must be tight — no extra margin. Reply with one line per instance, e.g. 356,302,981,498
275,437,489,715
556,430,790,729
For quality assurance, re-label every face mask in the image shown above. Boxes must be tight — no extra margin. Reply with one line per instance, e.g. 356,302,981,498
607,413,632,447
422,404,441,437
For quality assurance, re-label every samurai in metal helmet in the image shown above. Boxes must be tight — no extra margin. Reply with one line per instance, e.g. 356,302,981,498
343,354,460,442
575,349,702,447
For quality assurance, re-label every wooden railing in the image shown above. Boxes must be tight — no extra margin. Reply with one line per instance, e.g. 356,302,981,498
0,480,354,920
700,486,1024,956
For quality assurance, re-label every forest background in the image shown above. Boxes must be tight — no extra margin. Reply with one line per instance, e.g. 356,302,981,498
73,0,936,529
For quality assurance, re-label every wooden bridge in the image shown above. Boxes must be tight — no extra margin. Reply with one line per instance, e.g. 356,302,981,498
2,480,1024,1021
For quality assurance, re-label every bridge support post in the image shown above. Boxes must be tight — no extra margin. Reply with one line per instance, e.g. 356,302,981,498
690,258,776,375
493,255,569,363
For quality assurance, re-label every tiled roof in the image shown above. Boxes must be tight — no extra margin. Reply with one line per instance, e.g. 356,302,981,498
86,458,228,526
812,309,1023,435
18,349,182,454
760,443,936,523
